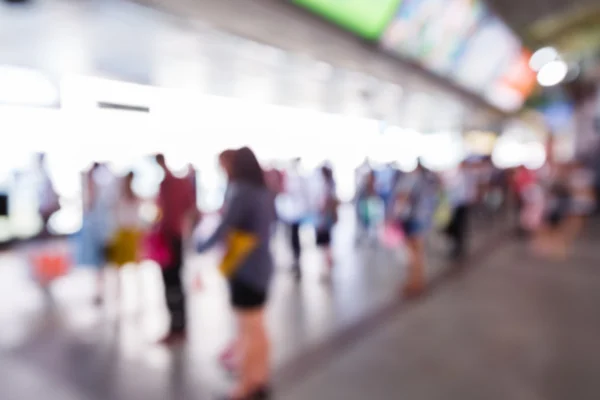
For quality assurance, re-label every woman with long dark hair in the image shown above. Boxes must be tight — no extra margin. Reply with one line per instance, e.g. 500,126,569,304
197,147,275,399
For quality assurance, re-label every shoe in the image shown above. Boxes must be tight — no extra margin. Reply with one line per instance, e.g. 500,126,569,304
253,385,271,399
220,385,271,400
158,331,186,346
401,280,425,300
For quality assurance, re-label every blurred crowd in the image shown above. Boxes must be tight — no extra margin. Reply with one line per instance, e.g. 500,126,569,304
20,148,598,399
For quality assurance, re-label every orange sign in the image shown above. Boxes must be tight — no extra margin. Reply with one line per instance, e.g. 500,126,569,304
498,50,537,98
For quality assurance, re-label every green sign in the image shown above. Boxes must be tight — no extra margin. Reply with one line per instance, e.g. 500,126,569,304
293,0,402,40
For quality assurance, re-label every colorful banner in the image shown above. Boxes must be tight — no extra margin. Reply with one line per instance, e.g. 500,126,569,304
381,0,485,74
450,16,521,93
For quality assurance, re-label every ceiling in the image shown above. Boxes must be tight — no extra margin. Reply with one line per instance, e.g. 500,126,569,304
0,0,493,129
486,0,600,54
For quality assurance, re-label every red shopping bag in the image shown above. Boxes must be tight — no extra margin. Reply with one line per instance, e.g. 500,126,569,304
30,250,71,284
380,222,405,248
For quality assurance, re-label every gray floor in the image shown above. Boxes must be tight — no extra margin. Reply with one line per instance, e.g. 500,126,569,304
4,209,595,400
281,224,600,400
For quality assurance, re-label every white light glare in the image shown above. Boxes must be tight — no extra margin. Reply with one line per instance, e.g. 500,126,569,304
537,60,568,87
0,66,58,106
529,47,558,72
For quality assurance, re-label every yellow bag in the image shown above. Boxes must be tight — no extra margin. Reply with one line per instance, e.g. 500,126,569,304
218,230,258,278
107,229,143,267
433,194,452,230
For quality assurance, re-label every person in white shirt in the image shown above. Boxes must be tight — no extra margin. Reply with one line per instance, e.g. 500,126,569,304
77,162,116,305
108,172,144,265
276,158,311,280
105,171,144,303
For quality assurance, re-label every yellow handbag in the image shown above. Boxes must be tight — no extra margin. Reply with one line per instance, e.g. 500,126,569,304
219,230,259,278
433,194,452,230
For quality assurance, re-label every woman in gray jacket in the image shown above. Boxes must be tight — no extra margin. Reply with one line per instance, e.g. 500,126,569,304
197,147,275,400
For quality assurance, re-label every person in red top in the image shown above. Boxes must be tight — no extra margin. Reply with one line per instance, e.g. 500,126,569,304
155,154,197,344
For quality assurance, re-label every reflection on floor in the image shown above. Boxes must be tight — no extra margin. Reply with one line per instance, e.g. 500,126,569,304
0,209,511,400
282,222,600,400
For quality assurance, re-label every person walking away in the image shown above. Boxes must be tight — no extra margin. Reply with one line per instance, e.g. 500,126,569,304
196,147,275,400
105,171,144,303
315,166,339,277
155,154,196,345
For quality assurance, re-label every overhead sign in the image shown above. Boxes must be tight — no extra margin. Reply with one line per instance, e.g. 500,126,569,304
451,16,521,93
381,0,485,74
484,50,537,112
292,0,402,40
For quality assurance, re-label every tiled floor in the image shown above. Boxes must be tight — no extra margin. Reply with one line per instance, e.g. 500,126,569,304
0,207,511,399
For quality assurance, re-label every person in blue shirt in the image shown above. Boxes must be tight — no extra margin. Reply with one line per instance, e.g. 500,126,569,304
391,161,438,297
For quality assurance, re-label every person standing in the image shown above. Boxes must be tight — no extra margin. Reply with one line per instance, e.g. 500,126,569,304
277,158,310,280
217,148,241,372
155,154,196,344
35,153,59,237
196,147,275,399
512,165,536,235
391,161,433,297
355,170,380,245
77,162,115,305
446,162,476,261
564,160,596,244
105,171,144,301
315,166,339,276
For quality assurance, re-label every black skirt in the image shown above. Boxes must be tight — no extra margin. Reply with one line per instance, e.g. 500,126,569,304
229,279,267,310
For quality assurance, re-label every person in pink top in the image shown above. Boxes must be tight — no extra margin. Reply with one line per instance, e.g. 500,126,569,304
155,154,197,345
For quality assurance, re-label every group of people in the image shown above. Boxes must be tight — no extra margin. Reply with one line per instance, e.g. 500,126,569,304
77,155,198,336
32,148,596,400
352,160,482,295
72,148,278,400
515,161,596,258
